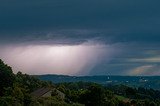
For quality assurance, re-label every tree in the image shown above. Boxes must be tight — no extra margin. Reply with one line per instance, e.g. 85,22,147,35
0,59,15,96
80,85,105,106
125,87,136,97
149,102,156,106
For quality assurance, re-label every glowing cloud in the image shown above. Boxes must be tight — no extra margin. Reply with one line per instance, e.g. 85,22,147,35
129,65,160,76
0,42,118,75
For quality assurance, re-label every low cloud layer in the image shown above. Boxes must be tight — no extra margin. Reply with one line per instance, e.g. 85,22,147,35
128,56,160,63
0,42,119,75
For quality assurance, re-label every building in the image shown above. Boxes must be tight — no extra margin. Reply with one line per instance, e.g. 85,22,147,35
31,87,65,99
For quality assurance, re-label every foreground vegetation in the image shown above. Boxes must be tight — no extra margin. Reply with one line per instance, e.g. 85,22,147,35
56,82,160,106
0,59,82,106
0,59,160,106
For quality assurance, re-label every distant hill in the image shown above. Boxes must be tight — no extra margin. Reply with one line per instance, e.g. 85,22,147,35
36,75,160,90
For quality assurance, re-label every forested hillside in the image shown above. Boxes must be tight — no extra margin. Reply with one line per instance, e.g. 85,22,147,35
0,59,160,106
37,75,160,90
0,59,82,106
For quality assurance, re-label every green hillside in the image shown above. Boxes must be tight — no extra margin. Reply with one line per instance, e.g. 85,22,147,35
0,59,160,106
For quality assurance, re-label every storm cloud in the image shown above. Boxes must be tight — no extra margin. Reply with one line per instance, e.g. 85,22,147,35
0,41,120,75
0,0,160,75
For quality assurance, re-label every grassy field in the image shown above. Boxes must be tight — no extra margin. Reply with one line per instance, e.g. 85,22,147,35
115,95,130,102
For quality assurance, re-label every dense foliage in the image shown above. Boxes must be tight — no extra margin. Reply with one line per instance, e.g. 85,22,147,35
0,59,82,106
56,82,160,106
0,59,15,96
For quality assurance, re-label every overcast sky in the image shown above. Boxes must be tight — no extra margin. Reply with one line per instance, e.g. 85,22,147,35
0,0,160,75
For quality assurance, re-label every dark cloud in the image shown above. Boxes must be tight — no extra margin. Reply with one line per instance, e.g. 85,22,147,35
0,0,160,75
1,0,160,43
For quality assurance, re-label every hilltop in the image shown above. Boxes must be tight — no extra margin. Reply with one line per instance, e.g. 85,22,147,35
37,74,160,90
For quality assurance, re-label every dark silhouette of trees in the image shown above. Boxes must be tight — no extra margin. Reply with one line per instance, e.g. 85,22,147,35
79,85,106,106
0,59,15,96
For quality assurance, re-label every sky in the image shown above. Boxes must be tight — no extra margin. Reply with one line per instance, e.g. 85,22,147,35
0,0,160,75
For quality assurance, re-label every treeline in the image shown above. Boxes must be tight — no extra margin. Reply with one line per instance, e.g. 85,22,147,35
0,59,160,106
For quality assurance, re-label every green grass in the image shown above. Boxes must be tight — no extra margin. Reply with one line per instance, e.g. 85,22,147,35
115,95,129,101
